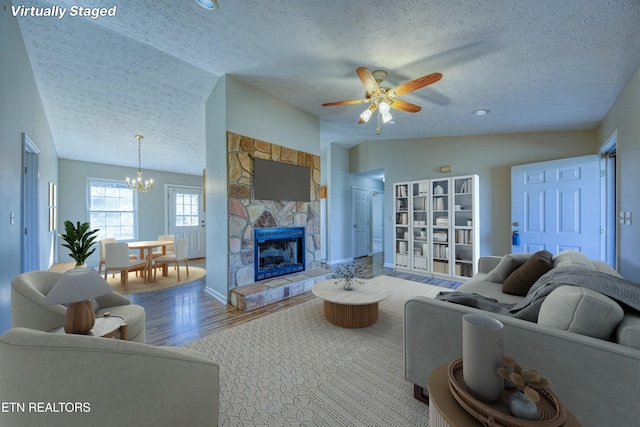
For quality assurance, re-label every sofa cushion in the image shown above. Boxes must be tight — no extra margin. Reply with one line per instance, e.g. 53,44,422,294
502,250,553,296
539,285,624,340
614,311,640,349
552,250,595,270
484,253,532,283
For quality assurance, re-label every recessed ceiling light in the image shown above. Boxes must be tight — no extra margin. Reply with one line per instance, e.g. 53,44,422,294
472,109,489,116
196,0,218,9
388,120,397,125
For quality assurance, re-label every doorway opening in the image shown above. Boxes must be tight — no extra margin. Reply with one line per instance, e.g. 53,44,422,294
600,131,618,269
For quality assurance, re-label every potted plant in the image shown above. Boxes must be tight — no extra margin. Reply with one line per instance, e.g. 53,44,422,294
59,221,100,267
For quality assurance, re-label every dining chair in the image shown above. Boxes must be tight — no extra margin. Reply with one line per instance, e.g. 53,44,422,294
103,242,148,291
152,235,176,257
153,238,189,281
98,238,116,275
99,238,139,277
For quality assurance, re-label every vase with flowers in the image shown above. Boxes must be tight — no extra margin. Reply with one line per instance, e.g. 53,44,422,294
331,262,365,290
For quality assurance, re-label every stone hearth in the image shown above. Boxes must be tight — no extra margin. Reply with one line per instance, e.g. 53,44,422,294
230,268,331,311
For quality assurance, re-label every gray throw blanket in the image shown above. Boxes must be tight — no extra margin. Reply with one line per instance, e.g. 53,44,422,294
436,266,640,322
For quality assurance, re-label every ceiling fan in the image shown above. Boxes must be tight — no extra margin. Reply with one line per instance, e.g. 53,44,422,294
322,67,442,134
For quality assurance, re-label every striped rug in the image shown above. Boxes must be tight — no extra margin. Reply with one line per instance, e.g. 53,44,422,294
183,275,453,426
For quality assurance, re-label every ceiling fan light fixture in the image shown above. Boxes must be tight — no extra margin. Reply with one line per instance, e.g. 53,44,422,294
360,108,373,123
379,101,390,114
196,0,218,9
381,111,393,124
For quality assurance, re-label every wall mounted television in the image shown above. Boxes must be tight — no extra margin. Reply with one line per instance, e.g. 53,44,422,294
253,158,310,202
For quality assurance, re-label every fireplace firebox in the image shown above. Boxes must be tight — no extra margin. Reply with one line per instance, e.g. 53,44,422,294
254,227,306,282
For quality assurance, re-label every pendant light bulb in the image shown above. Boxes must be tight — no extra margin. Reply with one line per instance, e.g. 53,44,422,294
360,108,373,123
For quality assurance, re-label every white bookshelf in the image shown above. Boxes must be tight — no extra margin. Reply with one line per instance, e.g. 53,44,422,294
394,182,410,270
393,175,479,280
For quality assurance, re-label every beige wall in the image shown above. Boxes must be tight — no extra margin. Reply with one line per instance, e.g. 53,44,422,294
596,65,640,281
349,130,597,266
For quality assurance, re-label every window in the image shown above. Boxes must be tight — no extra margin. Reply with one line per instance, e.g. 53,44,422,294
175,192,199,226
87,179,136,240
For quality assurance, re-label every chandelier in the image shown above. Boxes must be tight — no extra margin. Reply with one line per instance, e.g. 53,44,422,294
126,135,153,193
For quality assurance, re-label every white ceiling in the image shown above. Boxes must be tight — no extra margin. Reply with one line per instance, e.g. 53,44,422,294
15,0,640,176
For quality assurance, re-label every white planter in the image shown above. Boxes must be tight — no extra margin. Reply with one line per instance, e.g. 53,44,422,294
462,313,504,402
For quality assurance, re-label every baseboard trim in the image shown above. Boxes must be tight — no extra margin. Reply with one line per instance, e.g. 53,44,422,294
413,384,430,405
204,286,227,304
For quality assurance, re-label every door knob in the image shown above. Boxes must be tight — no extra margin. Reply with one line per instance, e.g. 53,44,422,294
512,222,519,226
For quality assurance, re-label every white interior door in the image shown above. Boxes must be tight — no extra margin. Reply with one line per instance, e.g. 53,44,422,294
168,186,205,259
511,155,600,258
352,187,369,258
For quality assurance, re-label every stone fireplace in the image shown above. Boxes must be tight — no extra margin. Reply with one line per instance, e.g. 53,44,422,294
254,227,305,281
227,132,322,292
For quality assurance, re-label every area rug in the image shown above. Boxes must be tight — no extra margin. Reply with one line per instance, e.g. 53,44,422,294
183,275,452,426
105,266,205,294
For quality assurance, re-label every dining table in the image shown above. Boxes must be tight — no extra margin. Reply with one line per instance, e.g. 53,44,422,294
128,240,173,281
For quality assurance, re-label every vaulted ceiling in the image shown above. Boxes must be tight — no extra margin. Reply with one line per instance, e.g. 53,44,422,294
14,0,640,175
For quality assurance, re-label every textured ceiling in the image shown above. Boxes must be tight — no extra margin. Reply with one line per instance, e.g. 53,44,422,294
14,0,640,176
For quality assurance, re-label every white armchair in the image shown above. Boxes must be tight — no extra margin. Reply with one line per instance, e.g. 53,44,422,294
0,327,219,426
10,270,146,342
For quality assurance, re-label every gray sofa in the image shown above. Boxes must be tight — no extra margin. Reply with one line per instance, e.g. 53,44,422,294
405,250,640,427
0,327,219,427
11,270,146,343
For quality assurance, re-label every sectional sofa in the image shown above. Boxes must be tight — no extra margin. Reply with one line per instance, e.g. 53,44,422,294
404,250,640,427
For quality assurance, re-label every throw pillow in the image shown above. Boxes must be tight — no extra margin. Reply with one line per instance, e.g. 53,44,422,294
484,253,532,283
501,250,553,296
539,286,624,340
552,250,595,270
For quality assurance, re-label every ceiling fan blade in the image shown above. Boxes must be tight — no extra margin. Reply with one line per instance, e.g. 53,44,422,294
322,99,369,107
357,67,381,96
389,72,442,97
390,99,422,113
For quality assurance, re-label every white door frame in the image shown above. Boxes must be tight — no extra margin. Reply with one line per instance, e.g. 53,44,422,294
599,130,618,269
22,133,39,272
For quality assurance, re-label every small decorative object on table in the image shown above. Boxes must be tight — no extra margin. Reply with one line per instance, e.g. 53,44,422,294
498,362,550,420
331,262,365,290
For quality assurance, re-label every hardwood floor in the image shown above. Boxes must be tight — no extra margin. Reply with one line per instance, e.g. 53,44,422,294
128,253,459,346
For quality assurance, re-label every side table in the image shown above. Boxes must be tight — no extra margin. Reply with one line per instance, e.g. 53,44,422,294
427,363,582,427
49,313,128,340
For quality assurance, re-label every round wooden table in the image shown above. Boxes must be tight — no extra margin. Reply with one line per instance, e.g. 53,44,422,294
427,364,582,427
312,279,390,328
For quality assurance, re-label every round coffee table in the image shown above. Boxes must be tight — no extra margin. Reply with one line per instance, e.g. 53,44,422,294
312,279,390,328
